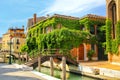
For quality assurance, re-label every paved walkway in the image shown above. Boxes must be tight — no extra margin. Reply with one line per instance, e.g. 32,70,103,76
80,61,120,70
79,61,120,80
0,63,46,80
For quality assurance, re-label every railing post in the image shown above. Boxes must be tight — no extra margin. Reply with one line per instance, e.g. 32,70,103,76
50,57,54,76
18,52,21,64
3,53,6,63
25,52,28,62
62,56,66,80
38,56,41,72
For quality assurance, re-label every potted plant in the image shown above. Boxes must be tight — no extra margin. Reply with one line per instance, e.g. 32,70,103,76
87,50,94,60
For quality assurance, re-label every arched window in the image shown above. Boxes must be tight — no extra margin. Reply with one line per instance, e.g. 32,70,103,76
108,1,117,39
112,3,117,39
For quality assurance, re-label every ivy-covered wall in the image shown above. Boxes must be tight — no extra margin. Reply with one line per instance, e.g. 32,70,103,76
106,19,120,55
106,19,112,53
24,16,105,57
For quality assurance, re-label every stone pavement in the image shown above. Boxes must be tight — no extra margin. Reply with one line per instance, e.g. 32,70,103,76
79,61,120,80
0,63,46,80
80,61,120,70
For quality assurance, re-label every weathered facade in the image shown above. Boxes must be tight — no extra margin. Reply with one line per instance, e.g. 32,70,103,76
106,0,120,39
106,0,120,64
2,27,25,53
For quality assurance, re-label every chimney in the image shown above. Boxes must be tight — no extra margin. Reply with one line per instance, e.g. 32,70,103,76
33,13,37,24
47,14,50,18
22,25,24,29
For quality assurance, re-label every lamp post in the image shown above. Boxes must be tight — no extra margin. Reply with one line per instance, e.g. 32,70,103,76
9,35,12,64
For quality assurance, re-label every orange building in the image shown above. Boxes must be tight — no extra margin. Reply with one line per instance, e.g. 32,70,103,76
71,14,106,61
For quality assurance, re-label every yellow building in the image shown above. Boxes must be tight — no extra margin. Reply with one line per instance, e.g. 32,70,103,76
2,27,25,53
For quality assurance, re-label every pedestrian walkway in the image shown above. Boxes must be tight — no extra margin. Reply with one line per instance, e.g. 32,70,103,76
80,61,120,70
79,61,120,79
0,63,45,80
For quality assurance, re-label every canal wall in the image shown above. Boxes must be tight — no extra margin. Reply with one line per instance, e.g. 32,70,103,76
78,65,120,79
100,68,120,78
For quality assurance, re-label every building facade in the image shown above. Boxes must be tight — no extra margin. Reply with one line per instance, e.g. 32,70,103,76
27,14,106,61
2,27,25,53
106,0,120,39
106,0,120,63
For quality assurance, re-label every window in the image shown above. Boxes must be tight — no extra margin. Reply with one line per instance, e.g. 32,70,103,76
16,46,19,49
112,3,116,39
57,24,62,29
16,39,20,44
46,27,49,33
46,27,53,33
108,1,117,39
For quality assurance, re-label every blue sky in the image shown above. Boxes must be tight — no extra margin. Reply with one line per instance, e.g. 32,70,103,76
0,0,106,37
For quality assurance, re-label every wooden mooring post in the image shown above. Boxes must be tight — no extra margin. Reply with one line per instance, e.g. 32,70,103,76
18,52,21,64
62,56,66,80
38,56,41,72
50,57,54,76
3,53,6,63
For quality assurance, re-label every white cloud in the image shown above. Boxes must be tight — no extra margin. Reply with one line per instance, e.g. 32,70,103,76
40,0,105,15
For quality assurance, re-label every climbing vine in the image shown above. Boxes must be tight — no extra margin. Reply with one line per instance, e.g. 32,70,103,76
106,19,112,53
106,19,120,54
116,21,120,45
22,17,104,56
36,28,93,55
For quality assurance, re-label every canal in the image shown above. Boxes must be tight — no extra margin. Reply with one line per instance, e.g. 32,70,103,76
36,67,98,80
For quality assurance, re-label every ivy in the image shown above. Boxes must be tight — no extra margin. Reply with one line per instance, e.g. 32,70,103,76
111,40,118,54
37,28,92,55
24,17,100,56
79,18,105,32
79,18,92,31
105,20,120,54
116,21,120,45
106,19,112,53
20,44,28,53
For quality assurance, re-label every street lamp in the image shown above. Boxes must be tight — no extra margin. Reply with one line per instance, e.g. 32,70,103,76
8,35,13,64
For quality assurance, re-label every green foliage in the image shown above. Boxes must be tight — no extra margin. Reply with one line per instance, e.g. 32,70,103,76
54,18,80,30
106,19,112,53
27,17,82,56
20,44,28,53
79,18,105,32
87,50,94,60
105,20,120,54
116,21,120,45
26,36,37,53
37,28,91,55
111,40,118,54
79,18,92,31
26,17,100,56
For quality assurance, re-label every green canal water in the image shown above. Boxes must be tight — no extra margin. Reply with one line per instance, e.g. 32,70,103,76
37,67,98,80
